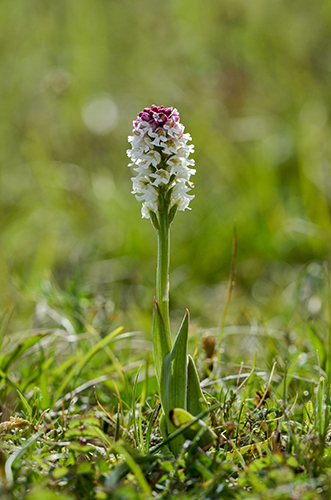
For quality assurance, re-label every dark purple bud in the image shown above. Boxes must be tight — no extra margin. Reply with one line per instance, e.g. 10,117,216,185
158,113,167,125
139,112,151,121
134,105,181,131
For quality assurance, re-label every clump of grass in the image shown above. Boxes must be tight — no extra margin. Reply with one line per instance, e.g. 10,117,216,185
1,258,331,499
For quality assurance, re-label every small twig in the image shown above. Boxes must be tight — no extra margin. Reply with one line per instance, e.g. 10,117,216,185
237,362,244,389
94,387,130,439
201,370,266,388
256,362,277,410
36,408,50,428
53,374,111,410
236,368,255,393
219,225,237,353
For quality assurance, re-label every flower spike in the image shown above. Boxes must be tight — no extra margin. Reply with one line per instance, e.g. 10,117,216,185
127,105,195,219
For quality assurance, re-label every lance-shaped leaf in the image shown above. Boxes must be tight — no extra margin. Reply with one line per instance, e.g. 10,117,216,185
160,309,189,455
159,411,168,441
187,355,209,420
152,298,171,387
170,407,217,449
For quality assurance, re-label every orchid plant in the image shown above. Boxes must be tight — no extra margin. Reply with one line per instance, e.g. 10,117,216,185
127,105,215,455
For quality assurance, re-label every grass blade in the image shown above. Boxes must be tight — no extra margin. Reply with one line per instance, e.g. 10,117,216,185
115,404,121,442
132,366,141,449
145,403,161,452
0,333,48,373
109,443,152,498
5,432,42,488
16,389,32,418
187,354,208,418
53,326,123,404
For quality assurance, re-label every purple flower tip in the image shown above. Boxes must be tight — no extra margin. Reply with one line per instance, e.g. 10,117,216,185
137,105,179,131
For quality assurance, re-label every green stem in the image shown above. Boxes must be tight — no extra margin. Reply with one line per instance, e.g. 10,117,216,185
156,206,171,347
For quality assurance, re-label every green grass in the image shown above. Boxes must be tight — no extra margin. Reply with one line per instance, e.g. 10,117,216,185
1,0,331,498
1,263,331,499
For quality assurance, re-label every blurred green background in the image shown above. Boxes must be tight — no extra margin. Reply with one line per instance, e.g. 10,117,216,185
1,0,331,332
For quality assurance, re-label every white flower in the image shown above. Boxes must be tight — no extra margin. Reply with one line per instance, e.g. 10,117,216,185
171,181,195,211
127,105,195,219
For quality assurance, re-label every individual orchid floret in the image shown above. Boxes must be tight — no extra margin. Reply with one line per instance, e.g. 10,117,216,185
127,105,195,220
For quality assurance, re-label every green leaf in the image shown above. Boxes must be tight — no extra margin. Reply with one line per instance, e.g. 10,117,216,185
150,402,222,455
52,467,69,479
5,431,42,488
160,309,189,455
187,355,209,419
25,486,73,500
159,411,168,440
77,462,92,474
287,456,299,469
149,210,159,230
170,407,216,449
65,428,81,438
16,389,32,417
168,204,178,225
152,299,171,386
68,442,95,453
106,443,153,498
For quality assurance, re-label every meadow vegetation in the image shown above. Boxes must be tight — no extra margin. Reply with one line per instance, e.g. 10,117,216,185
1,0,331,498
